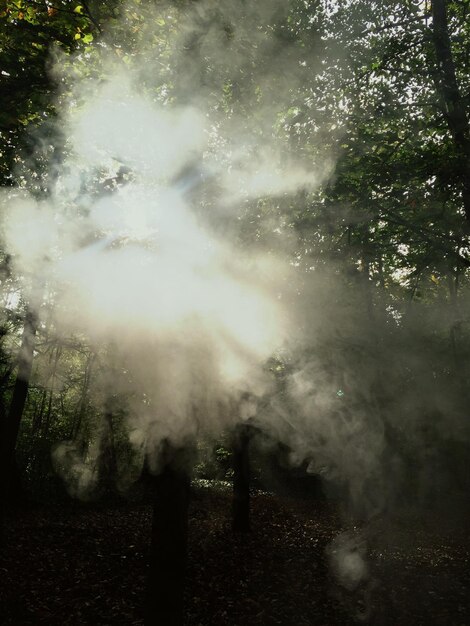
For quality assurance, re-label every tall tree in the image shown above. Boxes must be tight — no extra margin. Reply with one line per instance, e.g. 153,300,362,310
431,0,470,224
0,307,37,541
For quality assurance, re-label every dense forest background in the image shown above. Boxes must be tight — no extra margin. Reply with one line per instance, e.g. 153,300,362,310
1,1,470,622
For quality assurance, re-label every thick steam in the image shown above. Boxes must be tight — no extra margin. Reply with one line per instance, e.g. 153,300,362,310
0,16,325,459
3,2,468,607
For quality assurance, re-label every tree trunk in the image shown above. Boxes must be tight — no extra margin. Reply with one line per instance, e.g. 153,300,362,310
144,445,192,626
97,406,118,497
431,0,470,222
232,424,251,533
32,387,47,434
41,345,61,437
0,308,38,543
0,402,7,546
69,352,95,439
1,311,37,497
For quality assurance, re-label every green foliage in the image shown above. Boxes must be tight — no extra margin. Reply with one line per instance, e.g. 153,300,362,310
194,439,234,482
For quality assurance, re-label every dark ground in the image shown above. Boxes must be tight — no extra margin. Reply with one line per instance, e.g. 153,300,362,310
1,486,469,625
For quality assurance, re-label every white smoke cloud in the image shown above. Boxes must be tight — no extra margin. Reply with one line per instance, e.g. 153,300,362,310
3,4,470,610
0,13,322,457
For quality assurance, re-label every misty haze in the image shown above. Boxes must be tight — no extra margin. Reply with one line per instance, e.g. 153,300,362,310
0,1,469,625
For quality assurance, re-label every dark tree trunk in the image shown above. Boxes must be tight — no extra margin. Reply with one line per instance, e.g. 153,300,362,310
431,0,470,222
232,424,251,533
41,345,61,437
0,308,37,543
144,445,192,626
4,310,37,463
32,387,47,434
97,407,118,497
0,410,6,545
69,352,95,439
2,311,37,479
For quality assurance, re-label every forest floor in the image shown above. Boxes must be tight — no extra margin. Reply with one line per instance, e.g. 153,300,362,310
1,485,469,625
